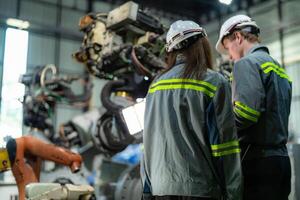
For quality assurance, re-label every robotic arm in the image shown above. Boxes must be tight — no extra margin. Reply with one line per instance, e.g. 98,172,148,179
6,136,82,200
20,64,93,140
66,1,166,155
36,2,167,200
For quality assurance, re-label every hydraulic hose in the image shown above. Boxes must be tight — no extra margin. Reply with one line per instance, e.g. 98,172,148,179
101,80,126,114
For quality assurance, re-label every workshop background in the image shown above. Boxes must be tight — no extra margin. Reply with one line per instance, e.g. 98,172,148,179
0,0,299,199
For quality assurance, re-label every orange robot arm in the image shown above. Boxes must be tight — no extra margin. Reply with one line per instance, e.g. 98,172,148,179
6,136,82,200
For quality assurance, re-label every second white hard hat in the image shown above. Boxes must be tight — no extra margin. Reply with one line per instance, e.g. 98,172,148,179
166,20,206,52
215,15,259,55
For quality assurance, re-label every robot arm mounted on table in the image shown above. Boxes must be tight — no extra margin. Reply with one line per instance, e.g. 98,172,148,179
5,136,82,200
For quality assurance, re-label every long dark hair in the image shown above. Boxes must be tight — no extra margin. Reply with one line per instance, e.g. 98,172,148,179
164,36,213,79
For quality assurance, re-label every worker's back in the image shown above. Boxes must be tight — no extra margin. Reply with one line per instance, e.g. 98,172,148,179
232,45,292,158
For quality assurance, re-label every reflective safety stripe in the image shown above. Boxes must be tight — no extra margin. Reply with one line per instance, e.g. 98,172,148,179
211,140,239,150
261,62,285,73
150,79,217,91
235,101,260,117
234,107,258,122
148,79,217,97
212,148,241,157
263,67,291,82
261,62,292,82
149,84,215,97
211,140,240,157
234,101,260,122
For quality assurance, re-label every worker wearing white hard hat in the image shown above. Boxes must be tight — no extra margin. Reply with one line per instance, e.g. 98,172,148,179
216,14,260,56
216,14,292,200
142,20,242,200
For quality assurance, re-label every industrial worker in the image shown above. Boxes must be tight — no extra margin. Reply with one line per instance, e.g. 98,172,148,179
216,15,292,200
142,20,242,200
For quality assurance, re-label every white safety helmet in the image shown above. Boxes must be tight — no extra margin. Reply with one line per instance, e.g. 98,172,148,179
216,15,259,55
166,20,207,52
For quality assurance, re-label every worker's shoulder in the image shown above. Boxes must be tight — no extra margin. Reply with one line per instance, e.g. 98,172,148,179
153,65,227,89
205,69,228,87
234,54,264,72
236,47,273,69
158,63,184,80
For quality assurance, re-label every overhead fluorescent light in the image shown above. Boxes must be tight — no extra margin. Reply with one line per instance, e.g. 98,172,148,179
6,18,30,29
219,0,232,5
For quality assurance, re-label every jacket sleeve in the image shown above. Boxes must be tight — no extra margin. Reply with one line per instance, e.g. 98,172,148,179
212,78,242,200
232,58,265,131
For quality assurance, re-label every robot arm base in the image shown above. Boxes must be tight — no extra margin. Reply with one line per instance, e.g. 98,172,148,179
26,183,94,200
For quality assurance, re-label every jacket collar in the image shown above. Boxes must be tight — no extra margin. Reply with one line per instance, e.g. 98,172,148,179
246,44,269,56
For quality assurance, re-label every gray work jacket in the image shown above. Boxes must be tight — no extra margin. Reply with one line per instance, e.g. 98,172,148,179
142,63,242,200
232,45,292,159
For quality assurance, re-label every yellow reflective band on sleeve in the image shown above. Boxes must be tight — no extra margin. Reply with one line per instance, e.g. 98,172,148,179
211,140,239,151
148,79,217,97
261,62,285,73
0,148,11,172
148,84,215,97
150,79,217,91
211,140,240,157
234,107,258,122
212,148,241,157
235,101,260,117
261,62,292,82
263,67,292,82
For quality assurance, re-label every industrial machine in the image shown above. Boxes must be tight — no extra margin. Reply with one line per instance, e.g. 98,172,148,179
25,183,94,200
14,1,167,200
59,2,167,199
16,65,95,199
71,1,166,155
4,136,85,200
19,64,92,140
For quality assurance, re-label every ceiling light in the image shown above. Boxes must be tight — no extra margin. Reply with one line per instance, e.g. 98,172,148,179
219,0,233,5
6,18,30,29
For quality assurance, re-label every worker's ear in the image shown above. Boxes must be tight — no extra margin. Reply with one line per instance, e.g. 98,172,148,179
234,31,243,45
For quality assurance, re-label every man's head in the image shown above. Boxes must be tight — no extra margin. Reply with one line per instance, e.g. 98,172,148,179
216,15,260,61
